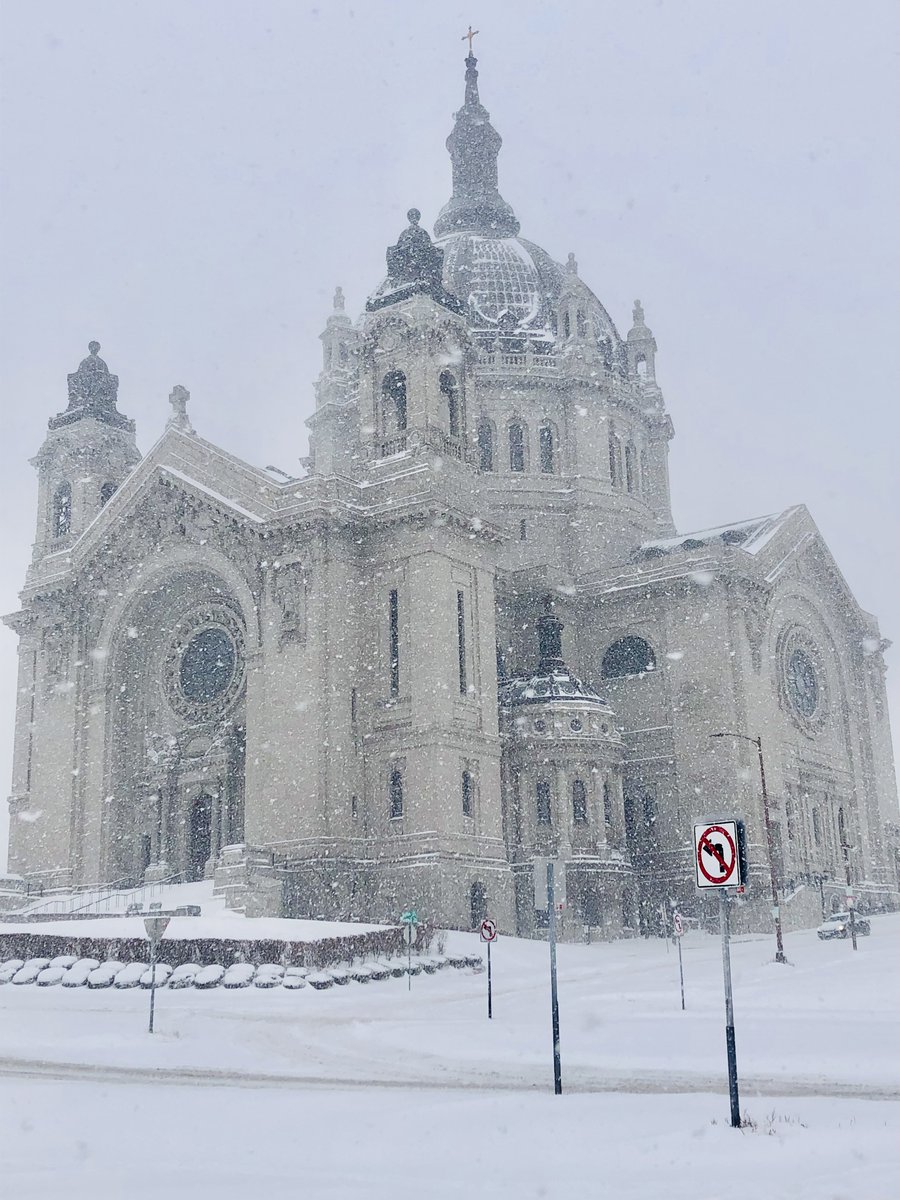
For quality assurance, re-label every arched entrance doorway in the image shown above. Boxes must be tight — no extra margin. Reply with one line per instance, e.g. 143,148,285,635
188,794,212,880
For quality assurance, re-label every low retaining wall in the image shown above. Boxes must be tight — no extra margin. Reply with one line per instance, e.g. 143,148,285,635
0,925,408,969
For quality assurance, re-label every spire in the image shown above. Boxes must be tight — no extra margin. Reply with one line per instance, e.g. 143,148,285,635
48,341,134,432
433,55,520,239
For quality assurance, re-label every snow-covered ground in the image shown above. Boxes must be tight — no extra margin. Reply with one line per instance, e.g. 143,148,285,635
2,916,898,1199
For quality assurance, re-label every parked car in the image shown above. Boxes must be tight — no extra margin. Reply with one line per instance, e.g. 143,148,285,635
817,912,871,940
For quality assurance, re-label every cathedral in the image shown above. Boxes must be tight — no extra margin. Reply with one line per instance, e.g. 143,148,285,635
5,54,898,938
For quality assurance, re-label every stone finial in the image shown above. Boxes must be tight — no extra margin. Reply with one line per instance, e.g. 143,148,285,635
167,384,194,433
385,209,445,287
567,252,578,275
632,299,646,327
333,286,345,312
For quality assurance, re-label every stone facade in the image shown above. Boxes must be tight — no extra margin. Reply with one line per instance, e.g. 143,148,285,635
5,56,899,937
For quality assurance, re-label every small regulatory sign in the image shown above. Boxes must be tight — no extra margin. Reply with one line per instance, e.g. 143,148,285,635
672,911,685,937
479,918,497,943
694,821,742,889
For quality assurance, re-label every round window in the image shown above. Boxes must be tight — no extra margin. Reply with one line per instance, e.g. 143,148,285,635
533,717,547,733
787,648,819,718
569,717,583,733
164,606,245,721
180,627,237,704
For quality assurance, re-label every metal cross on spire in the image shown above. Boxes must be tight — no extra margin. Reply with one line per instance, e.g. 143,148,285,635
462,25,479,53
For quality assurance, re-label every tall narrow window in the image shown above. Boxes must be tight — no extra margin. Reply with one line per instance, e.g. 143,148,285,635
389,769,404,819
576,310,587,338
608,435,621,489
603,781,613,828
388,589,400,697
539,423,555,474
462,769,474,817
537,778,552,825
477,417,494,471
509,422,526,472
52,483,72,537
456,589,467,695
382,370,407,433
350,687,358,725
572,779,588,823
519,519,527,541
440,371,460,438
625,443,637,493
812,808,822,846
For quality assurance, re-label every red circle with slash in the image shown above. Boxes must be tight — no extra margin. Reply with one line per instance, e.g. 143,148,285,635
697,825,737,884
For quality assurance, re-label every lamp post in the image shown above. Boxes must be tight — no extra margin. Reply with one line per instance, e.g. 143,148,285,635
710,731,787,965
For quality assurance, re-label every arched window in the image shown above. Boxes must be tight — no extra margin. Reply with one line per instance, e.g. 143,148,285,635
636,353,648,379
601,636,656,679
812,808,822,847
608,434,622,489
576,310,587,339
563,312,571,340
52,483,72,537
389,768,404,819
509,422,526,473
339,343,349,365
837,806,847,848
603,781,613,828
477,416,494,471
625,443,637,493
440,371,461,438
539,423,556,474
536,778,552,825
382,370,407,433
572,779,588,824
100,482,117,507
462,769,474,817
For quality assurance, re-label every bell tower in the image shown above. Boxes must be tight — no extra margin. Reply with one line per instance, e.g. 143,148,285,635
30,342,139,562
361,210,473,462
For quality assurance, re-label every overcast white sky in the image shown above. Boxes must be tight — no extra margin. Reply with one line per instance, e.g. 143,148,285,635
1,0,898,864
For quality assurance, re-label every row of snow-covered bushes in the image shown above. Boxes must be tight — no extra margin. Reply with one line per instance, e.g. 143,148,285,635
0,952,483,992
0,924,410,969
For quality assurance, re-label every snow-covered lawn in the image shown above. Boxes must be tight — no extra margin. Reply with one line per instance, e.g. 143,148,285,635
1,916,898,1198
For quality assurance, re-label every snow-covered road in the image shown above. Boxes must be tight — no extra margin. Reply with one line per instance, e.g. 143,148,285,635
1,916,898,1198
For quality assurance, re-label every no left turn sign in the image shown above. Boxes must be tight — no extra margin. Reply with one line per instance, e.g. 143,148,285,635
479,918,497,943
694,821,741,889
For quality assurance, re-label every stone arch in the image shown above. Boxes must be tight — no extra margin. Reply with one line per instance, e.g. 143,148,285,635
96,548,254,885
93,540,260,683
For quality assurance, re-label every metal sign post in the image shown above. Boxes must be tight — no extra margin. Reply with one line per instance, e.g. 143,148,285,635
719,891,741,1128
673,910,686,1011
694,820,746,1128
547,862,562,1095
143,915,170,1034
479,918,497,1018
400,910,418,990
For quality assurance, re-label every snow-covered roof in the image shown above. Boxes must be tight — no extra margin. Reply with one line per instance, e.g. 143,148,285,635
639,506,803,558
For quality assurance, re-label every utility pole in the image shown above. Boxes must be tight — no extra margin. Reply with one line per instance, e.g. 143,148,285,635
710,732,786,964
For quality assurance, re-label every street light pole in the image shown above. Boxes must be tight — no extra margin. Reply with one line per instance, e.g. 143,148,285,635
710,731,787,965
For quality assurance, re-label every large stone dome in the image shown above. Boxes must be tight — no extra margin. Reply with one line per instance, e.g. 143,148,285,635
436,231,622,344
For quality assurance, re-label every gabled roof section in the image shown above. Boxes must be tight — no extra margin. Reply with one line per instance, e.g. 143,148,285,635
580,504,878,633
639,506,804,558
